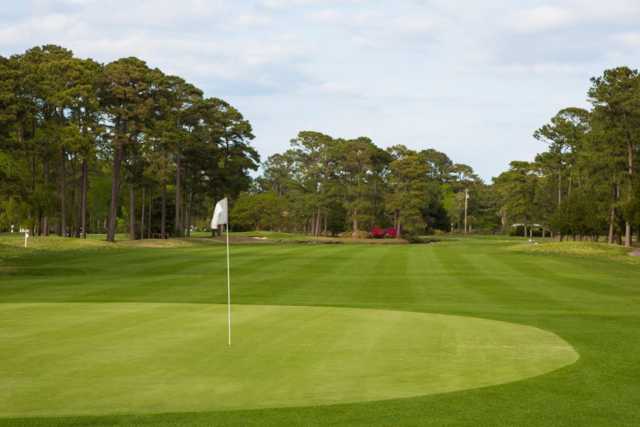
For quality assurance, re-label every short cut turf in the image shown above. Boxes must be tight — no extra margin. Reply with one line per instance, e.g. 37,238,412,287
1,303,577,417
1,235,639,426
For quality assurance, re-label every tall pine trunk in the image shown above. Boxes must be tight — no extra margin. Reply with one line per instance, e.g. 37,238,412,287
625,142,634,247
147,194,152,239
70,160,79,237
352,208,358,238
323,211,328,235
608,183,619,245
557,171,562,205
59,147,66,237
129,185,136,240
107,141,124,242
140,187,145,240
312,209,319,236
182,201,188,236
43,158,49,236
185,191,192,237
174,155,182,237
80,159,88,239
161,182,167,239
608,206,615,244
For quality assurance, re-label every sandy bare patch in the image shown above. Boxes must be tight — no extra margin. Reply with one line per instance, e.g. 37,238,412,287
118,239,196,248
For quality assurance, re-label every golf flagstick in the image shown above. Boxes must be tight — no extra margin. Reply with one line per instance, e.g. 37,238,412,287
211,197,231,347
226,222,231,347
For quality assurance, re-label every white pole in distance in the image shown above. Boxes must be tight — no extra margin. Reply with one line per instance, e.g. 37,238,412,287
226,222,231,347
464,188,469,234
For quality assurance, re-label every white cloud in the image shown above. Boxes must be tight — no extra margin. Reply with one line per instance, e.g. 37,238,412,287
235,13,273,27
307,9,342,23
612,32,640,48
260,0,323,9
306,7,443,50
565,0,640,21
301,81,363,97
509,6,574,33
0,13,85,44
3,1,640,179
507,1,640,35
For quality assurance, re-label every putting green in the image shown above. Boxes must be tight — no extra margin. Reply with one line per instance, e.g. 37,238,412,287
0,303,578,417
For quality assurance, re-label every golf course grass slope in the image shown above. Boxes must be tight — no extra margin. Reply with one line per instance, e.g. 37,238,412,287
1,303,577,416
0,234,639,426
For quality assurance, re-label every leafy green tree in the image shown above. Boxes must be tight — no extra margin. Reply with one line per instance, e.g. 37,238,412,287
231,192,284,231
0,45,259,239
340,137,390,236
588,67,640,247
100,57,159,241
534,108,589,210
493,161,539,236
385,146,429,237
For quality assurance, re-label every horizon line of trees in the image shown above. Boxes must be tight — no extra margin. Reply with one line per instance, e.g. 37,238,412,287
0,45,259,241
1,46,638,246
493,66,640,247
230,131,498,237
233,66,640,245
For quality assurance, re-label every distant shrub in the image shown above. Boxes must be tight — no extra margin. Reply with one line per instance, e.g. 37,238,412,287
371,227,385,238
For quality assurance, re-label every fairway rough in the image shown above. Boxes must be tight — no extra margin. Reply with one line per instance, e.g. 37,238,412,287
0,303,579,417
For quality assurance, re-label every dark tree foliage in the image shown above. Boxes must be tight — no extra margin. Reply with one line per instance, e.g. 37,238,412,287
0,45,259,240
495,67,640,245
2,47,637,245
245,133,485,237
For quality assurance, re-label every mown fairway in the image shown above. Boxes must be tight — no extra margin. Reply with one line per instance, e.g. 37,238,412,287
1,236,639,426
1,303,577,416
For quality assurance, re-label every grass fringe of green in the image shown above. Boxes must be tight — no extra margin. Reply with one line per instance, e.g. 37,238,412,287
0,231,402,259
508,240,640,264
0,234,206,258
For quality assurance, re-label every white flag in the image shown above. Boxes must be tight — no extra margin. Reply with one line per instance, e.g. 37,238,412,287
211,197,232,346
210,198,228,229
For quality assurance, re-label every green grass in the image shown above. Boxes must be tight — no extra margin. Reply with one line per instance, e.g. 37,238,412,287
229,230,311,240
0,236,639,426
0,303,576,417
509,240,640,264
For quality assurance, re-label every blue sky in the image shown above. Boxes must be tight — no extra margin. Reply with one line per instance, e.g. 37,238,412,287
2,0,640,180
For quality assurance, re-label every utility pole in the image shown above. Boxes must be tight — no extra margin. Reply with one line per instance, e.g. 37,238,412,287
464,188,469,234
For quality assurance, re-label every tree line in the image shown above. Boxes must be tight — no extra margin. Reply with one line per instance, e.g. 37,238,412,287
232,131,497,237
232,66,640,245
1,46,637,245
494,67,640,247
0,45,259,241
